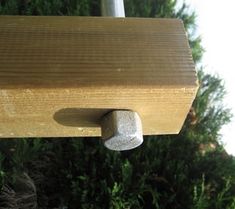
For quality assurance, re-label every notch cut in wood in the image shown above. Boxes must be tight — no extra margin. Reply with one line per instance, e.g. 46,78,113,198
0,16,198,138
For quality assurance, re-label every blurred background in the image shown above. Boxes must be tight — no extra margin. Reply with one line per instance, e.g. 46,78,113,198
0,0,235,208
177,0,235,157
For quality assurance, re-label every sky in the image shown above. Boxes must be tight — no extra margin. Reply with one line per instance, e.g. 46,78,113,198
177,0,235,155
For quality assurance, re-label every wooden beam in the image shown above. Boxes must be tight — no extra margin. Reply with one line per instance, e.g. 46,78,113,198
0,16,198,138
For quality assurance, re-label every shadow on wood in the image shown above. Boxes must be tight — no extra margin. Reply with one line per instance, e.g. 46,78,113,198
54,108,112,127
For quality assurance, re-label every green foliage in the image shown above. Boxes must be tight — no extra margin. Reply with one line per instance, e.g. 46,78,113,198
193,174,209,209
0,153,5,189
0,0,100,16
0,0,18,14
188,70,232,142
189,36,204,64
193,175,235,209
0,0,235,208
1,132,234,208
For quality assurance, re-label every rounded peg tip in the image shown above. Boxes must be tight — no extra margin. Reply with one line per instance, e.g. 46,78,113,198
101,110,143,151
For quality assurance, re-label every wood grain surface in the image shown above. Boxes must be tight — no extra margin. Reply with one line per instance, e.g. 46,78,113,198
0,16,198,138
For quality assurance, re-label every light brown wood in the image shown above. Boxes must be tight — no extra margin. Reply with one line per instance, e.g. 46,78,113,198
0,16,198,138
